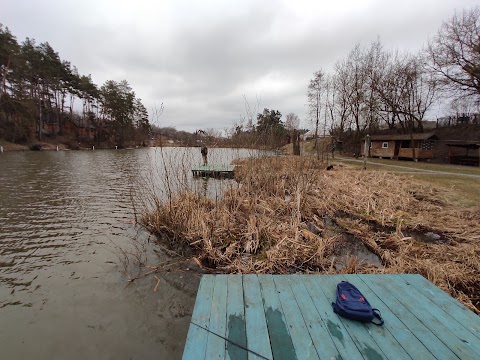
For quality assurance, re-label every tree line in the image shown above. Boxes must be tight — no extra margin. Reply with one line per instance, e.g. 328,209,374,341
228,106,305,149
307,7,480,153
0,25,150,146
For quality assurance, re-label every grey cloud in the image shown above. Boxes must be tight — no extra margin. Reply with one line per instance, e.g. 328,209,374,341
3,0,479,132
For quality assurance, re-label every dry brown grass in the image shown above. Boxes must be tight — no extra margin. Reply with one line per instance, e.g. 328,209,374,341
141,156,480,313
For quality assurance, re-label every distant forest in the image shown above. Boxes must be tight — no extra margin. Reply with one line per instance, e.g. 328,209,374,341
0,24,150,147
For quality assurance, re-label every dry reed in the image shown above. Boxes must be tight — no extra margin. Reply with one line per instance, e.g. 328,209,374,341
141,156,480,314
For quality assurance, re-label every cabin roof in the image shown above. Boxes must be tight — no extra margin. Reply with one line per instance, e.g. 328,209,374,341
367,132,438,141
446,142,480,149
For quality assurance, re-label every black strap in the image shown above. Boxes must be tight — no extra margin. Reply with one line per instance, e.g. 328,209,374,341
371,309,384,326
190,321,271,360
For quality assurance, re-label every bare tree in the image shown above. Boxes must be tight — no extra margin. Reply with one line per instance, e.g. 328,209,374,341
345,45,372,138
427,7,480,99
285,112,301,155
322,75,335,137
330,44,373,155
227,95,262,148
285,112,300,132
376,53,437,131
307,70,324,158
331,60,351,138
449,97,478,119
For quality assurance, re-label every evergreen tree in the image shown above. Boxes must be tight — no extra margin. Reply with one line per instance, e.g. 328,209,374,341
256,108,285,148
0,24,150,145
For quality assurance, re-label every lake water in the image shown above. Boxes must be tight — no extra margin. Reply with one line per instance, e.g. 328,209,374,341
0,147,255,359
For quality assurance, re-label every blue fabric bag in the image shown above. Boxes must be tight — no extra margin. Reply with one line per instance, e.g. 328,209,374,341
332,281,384,326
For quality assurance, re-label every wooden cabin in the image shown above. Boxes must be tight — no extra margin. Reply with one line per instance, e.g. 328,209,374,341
364,132,438,160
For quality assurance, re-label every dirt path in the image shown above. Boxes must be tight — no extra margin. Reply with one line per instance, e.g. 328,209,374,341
336,157,480,178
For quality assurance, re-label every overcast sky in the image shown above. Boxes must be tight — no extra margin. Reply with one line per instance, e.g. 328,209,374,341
2,0,478,132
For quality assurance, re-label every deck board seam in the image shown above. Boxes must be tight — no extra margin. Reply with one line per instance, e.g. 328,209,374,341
285,276,322,359
356,274,455,359
258,274,292,360
273,275,319,359
287,276,333,359
398,274,480,341
305,275,368,360
315,275,390,360
301,275,363,360
341,274,414,360
243,275,274,360
182,275,215,360
380,274,480,356
350,274,435,360
223,276,229,358
357,274,462,360
374,274,478,358
241,274,249,358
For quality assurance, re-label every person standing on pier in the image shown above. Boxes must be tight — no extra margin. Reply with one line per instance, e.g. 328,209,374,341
201,146,208,165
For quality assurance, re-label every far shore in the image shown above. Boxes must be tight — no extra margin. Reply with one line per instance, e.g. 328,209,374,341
0,140,167,152
0,139,261,152
0,140,68,152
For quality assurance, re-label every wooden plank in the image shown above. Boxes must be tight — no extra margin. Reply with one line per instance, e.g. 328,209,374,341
357,274,457,359
358,274,468,359
301,275,362,360
316,275,389,360
243,274,273,360
205,275,228,359
185,274,479,360
399,274,480,340
378,274,480,358
272,275,319,359
258,275,298,360
343,274,434,360
287,275,342,359
226,275,247,360
191,165,235,172
183,275,215,360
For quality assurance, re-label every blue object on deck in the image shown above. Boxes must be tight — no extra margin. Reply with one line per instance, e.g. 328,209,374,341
332,281,384,326
183,274,480,360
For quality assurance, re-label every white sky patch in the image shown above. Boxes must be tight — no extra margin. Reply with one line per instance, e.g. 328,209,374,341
251,72,293,95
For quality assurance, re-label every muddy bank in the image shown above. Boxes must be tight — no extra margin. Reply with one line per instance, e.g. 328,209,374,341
142,156,480,314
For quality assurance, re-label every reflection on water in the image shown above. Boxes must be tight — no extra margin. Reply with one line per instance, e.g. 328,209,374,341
0,147,254,359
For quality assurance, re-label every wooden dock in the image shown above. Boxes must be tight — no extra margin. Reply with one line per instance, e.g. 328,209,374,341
191,165,235,178
183,274,480,359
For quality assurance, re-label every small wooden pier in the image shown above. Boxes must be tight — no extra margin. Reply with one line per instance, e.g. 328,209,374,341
183,274,480,359
191,165,235,178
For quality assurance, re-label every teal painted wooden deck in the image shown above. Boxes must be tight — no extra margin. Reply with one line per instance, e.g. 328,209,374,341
191,165,235,178
183,274,480,360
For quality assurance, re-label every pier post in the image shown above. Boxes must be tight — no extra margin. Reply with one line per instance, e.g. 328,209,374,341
363,134,370,170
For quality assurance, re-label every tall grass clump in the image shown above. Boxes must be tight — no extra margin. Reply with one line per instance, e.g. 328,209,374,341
140,154,480,314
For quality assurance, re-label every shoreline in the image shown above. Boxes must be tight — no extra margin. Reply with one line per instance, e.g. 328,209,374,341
0,140,163,152
0,140,264,152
